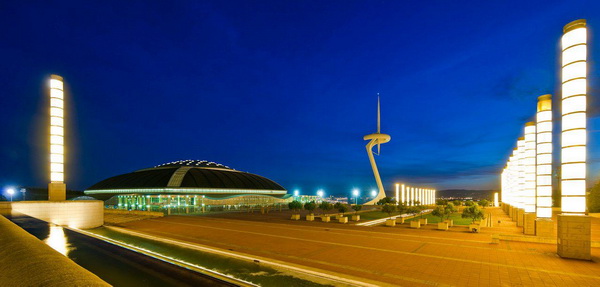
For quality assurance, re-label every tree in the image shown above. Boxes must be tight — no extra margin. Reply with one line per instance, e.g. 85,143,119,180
396,203,407,215
288,200,303,214
436,199,448,206
338,204,349,215
304,201,316,215
464,200,475,207
478,199,489,208
444,202,457,219
588,180,600,212
431,206,447,222
319,201,333,215
352,204,363,214
333,202,342,210
377,196,396,205
406,206,420,216
453,200,462,206
381,204,396,217
462,205,485,223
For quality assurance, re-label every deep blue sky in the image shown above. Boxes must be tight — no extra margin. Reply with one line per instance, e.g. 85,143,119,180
2,0,600,197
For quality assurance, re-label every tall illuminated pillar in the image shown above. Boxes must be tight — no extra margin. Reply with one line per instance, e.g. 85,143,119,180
558,19,591,260
494,192,499,207
523,122,537,235
48,75,66,201
516,137,526,226
536,95,554,237
395,183,399,205
401,184,405,205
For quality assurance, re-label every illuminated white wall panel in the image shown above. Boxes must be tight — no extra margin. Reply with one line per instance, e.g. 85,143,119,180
561,20,587,214
536,95,553,218
49,75,64,183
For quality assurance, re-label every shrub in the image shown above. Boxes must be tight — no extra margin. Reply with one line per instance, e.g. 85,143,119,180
462,205,485,223
352,204,363,214
381,204,396,216
288,200,303,214
377,196,396,205
338,204,349,215
304,201,316,215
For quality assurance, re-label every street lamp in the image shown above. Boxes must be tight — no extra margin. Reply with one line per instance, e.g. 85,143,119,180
293,189,299,197
352,188,360,205
371,190,377,197
317,189,324,198
20,188,26,201
6,187,15,202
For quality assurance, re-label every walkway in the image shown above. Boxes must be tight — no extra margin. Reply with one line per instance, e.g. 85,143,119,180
116,207,600,286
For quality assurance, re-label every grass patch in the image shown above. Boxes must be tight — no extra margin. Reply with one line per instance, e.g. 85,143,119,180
405,212,474,225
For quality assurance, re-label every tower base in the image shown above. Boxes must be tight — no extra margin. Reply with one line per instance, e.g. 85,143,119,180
516,208,524,227
536,218,554,238
48,182,66,201
523,212,536,235
557,214,591,260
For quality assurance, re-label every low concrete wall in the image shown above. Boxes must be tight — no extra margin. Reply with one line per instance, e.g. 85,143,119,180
0,215,109,286
9,201,104,229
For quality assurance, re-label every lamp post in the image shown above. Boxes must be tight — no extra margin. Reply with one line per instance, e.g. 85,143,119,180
20,188,26,201
558,19,591,260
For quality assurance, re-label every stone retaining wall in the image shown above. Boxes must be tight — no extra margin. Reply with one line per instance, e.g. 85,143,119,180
0,215,109,286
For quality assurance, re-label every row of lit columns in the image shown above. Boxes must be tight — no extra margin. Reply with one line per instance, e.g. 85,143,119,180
395,183,436,206
500,19,591,260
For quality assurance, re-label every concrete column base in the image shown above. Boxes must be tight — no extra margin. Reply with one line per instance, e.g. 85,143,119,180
523,212,536,235
517,208,524,227
48,182,66,201
536,218,554,238
557,215,591,260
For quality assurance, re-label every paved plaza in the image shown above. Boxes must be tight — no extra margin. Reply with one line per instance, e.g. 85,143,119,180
116,207,600,286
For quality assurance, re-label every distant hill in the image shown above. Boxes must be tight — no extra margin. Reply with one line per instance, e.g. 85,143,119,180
437,189,497,201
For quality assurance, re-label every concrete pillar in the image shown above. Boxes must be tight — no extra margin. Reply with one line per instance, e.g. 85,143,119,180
523,212,536,235
557,215,591,260
517,208,524,227
536,218,554,238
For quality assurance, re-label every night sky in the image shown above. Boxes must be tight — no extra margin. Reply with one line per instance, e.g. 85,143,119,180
2,1,600,197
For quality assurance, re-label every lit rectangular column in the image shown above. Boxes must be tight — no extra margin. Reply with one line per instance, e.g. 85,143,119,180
401,184,405,205
558,19,591,260
48,75,66,201
561,20,587,215
536,95,553,219
516,137,525,226
523,122,537,235
395,183,399,205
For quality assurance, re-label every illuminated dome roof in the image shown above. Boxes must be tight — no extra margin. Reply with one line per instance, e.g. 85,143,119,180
85,160,286,199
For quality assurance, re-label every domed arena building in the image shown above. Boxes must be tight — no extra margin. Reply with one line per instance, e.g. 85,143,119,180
84,160,291,213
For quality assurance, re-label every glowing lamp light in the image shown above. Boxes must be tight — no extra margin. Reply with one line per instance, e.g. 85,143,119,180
561,20,587,214
49,75,65,183
371,190,377,197
293,189,299,196
317,189,324,197
352,188,359,197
